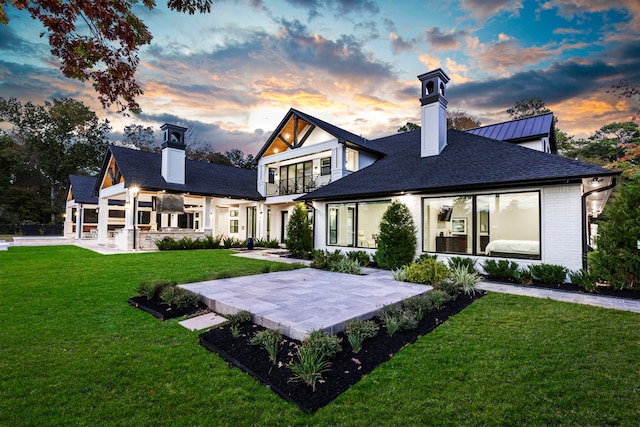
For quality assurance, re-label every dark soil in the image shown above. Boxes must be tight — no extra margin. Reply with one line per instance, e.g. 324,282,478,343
128,295,209,320
486,279,640,301
198,291,485,413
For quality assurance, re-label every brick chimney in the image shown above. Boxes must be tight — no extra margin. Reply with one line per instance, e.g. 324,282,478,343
160,123,187,184
418,69,450,157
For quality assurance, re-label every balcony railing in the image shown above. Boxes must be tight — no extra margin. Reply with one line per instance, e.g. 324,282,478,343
266,174,331,197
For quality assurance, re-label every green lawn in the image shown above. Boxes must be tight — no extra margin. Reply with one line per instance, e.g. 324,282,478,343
2,246,640,426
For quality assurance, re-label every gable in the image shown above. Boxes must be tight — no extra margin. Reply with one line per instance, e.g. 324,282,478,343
101,156,124,189
255,109,380,162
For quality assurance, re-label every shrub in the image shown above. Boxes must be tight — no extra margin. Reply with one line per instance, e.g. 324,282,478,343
449,264,480,295
434,279,459,297
448,256,478,274
516,267,534,285
399,309,418,330
288,345,332,392
155,236,177,250
374,201,417,270
254,238,280,248
392,267,408,282
135,281,156,299
159,284,198,309
329,257,361,275
588,181,640,289
227,310,252,338
403,294,434,320
569,269,599,292
311,249,344,270
379,306,402,336
222,236,236,249
482,259,519,281
344,320,379,353
285,203,313,259
405,257,450,286
426,289,451,309
304,329,342,359
417,253,438,262
205,234,222,249
172,287,198,309
226,309,252,325
249,329,283,365
529,264,568,284
346,250,371,266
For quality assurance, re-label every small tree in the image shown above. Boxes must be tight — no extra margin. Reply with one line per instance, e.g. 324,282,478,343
588,180,640,289
374,201,417,270
285,203,313,259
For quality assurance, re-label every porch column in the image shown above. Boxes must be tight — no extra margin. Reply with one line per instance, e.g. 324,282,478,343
203,197,214,236
64,204,74,238
97,197,109,245
76,206,83,240
123,187,138,251
257,202,267,240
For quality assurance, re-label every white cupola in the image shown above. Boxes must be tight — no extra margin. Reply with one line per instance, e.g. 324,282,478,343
418,68,450,157
160,123,187,184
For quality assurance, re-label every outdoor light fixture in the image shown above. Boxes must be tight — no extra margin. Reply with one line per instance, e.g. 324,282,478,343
588,177,603,186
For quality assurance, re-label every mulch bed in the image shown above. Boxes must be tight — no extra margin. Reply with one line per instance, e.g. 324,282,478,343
128,295,209,320
198,291,485,413
486,279,640,301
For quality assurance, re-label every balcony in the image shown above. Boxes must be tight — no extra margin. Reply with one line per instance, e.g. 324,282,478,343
266,174,331,197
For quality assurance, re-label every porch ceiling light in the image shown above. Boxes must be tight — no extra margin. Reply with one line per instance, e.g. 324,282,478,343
130,186,139,196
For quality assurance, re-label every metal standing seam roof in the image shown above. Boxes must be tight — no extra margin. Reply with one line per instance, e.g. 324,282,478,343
466,112,554,142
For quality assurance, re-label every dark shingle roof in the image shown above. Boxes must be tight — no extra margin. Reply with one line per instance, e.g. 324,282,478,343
298,129,618,201
69,174,98,204
99,146,262,200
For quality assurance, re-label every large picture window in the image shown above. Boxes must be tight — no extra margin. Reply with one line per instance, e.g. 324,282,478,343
327,200,389,248
423,191,540,259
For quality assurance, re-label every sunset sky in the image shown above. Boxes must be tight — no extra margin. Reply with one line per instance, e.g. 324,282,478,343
1,0,639,154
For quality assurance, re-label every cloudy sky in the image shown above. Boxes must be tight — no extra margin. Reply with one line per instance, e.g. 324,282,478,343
1,0,639,154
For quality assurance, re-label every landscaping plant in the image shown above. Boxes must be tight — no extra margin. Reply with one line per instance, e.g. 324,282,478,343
405,257,449,286
311,249,344,270
346,250,371,266
344,320,379,353
448,256,478,273
403,294,434,321
392,267,408,282
482,259,520,281
427,289,452,309
303,329,342,359
329,257,361,275
569,269,599,293
380,306,402,336
374,201,417,270
449,264,480,295
529,264,568,284
249,329,283,365
226,310,252,338
516,267,534,285
285,202,313,259
288,345,332,392
588,180,640,289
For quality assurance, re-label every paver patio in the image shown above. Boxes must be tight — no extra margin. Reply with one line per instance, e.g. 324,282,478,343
180,268,431,340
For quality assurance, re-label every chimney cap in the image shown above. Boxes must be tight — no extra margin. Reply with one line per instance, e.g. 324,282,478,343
417,68,450,83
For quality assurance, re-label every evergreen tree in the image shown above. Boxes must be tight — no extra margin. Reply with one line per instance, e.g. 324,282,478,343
374,201,417,270
285,203,313,259
588,180,640,289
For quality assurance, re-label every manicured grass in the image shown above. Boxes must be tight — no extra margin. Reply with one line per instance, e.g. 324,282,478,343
2,246,640,426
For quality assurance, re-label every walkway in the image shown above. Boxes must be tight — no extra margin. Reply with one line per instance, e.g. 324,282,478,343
478,281,640,313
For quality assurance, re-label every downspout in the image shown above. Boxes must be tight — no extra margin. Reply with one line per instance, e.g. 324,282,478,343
581,177,617,269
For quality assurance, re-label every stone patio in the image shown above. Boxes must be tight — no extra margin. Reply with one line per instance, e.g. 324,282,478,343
180,268,431,340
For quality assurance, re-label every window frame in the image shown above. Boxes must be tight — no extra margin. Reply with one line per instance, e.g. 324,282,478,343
326,199,391,248
421,190,541,259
